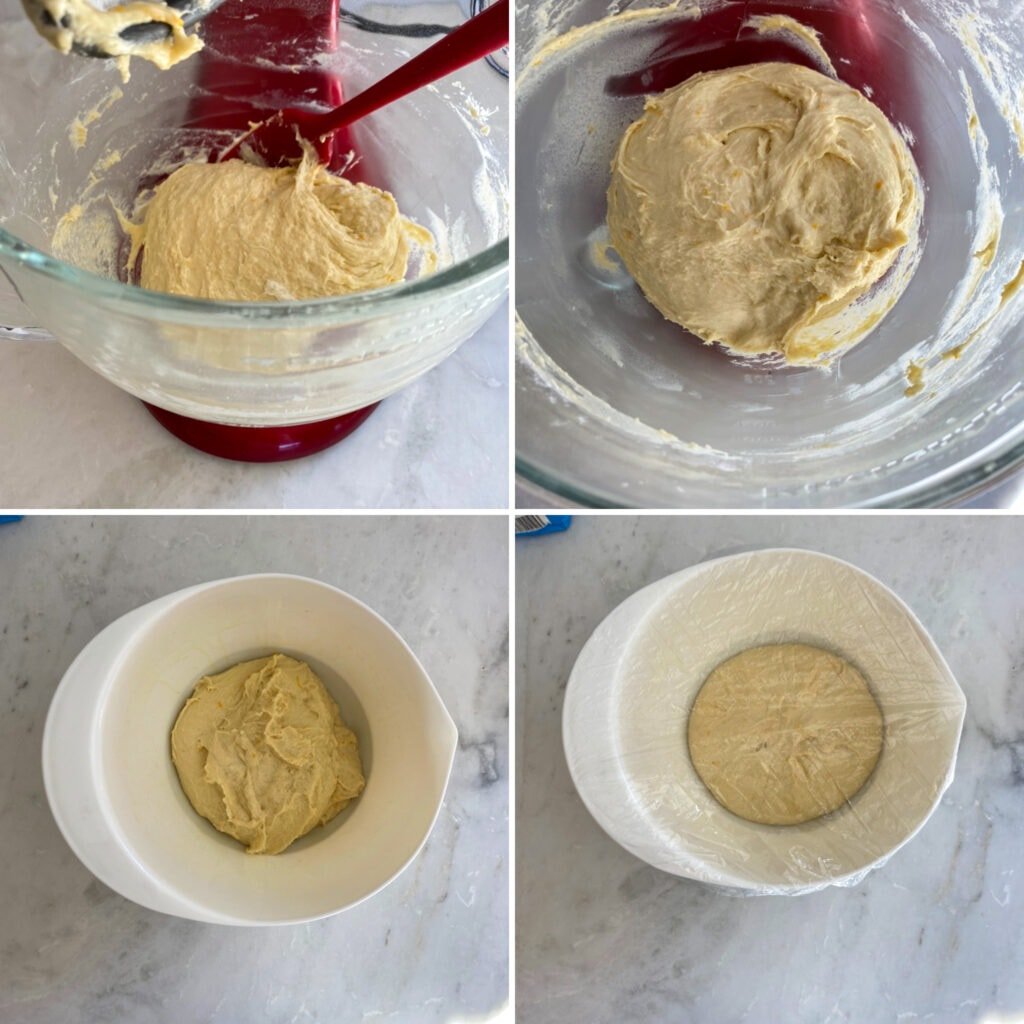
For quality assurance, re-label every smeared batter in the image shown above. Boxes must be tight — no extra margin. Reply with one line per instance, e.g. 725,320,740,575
24,0,202,80
171,654,365,855
608,62,922,363
687,643,883,826
744,14,836,75
125,147,437,301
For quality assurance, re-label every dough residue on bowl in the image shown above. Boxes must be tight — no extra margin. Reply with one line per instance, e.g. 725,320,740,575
607,61,922,364
170,653,365,854
124,145,437,301
25,0,203,81
687,642,884,826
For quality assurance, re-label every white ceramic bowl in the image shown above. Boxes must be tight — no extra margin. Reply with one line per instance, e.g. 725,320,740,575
0,0,508,428
43,574,458,925
563,549,966,893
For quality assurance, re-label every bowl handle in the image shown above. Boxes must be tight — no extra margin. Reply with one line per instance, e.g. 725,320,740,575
0,266,51,337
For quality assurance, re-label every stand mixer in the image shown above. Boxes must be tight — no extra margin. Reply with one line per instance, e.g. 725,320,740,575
516,0,1024,507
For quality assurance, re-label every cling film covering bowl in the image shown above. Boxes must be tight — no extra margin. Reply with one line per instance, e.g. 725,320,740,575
563,548,967,894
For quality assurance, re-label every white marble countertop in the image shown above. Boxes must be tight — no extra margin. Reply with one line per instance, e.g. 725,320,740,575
517,515,1024,1023
0,301,507,510
0,515,508,1023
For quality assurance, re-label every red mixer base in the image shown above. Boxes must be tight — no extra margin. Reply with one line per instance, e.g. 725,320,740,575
143,402,380,463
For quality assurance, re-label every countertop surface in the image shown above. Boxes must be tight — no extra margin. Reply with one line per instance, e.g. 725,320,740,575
0,515,509,1024
516,515,1024,1023
0,301,508,510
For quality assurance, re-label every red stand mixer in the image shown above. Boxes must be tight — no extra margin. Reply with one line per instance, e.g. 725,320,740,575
22,0,507,463
147,0,379,462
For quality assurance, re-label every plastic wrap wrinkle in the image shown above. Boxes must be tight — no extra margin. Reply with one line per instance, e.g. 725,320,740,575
563,549,967,895
687,643,884,827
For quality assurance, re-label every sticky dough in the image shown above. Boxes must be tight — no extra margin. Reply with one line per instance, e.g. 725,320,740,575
687,643,883,826
171,654,365,855
608,62,921,362
127,147,436,301
24,0,202,78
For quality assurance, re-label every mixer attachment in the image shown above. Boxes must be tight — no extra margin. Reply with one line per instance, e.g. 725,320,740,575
21,0,224,58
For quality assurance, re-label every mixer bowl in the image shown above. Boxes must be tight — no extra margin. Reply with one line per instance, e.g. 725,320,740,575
0,0,508,430
516,0,1024,507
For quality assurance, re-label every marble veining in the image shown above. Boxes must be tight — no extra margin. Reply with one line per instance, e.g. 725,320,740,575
0,515,508,1023
516,516,1024,1023
0,302,507,510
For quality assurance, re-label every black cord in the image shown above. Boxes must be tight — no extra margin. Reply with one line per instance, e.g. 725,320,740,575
338,8,453,38
336,5,507,78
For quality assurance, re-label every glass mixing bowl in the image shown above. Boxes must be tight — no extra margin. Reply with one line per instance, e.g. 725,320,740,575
0,0,507,445
516,0,1024,507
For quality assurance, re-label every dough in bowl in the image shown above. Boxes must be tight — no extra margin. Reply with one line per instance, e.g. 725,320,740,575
171,653,365,854
126,146,436,301
687,643,883,826
607,62,921,363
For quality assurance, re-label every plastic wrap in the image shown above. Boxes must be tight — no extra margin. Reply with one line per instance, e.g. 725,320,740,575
563,549,967,895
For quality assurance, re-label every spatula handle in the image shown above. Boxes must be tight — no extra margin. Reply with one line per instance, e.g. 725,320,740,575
309,0,509,138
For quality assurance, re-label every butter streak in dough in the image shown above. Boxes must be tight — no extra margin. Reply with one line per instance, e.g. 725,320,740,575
687,643,883,826
171,654,365,855
127,148,436,301
608,62,921,362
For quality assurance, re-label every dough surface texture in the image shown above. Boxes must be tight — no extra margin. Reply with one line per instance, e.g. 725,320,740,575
607,62,921,362
171,653,365,854
687,643,883,826
129,148,436,301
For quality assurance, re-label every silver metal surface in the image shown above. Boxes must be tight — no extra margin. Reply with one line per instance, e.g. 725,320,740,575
516,467,1024,509
20,0,224,58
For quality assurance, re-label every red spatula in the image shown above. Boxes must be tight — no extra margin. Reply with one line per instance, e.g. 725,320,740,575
229,0,509,164
185,0,360,174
